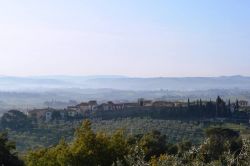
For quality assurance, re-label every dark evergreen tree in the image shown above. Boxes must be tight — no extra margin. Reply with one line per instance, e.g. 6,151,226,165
235,99,239,112
0,132,24,166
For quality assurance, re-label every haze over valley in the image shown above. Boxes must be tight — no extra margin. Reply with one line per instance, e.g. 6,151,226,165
0,75,250,113
1,1,250,165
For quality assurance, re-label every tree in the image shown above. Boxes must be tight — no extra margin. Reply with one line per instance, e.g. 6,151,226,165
1,110,32,130
25,120,129,166
51,111,61,120
139,130,167,161
177,141,192,156
216,96,227,117
235,100,239,112
0,132,24,166
198,128,242,163
25,139,71,166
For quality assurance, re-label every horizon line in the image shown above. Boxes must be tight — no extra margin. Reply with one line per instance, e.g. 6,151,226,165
0,74,249,78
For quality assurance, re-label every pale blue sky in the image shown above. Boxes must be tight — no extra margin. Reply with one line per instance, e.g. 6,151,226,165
0,0,249,77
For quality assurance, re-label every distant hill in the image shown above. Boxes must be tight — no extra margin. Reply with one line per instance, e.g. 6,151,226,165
0,75,250,112
0,75,250,91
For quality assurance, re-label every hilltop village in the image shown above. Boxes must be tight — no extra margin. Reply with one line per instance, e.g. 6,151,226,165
27,97,250,123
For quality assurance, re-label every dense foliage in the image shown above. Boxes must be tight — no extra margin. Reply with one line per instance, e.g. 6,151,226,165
92,97,248,121
22,120,250,166
25,120,129,166
0,107,249,165
0,119,249,165
3,117,250,153
0,110,32,131
0,132,24,166
4,118,205,152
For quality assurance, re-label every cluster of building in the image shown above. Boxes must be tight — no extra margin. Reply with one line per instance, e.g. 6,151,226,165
27,98,249,122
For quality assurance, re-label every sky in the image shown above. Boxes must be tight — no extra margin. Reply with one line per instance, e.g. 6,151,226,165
0,0,249,77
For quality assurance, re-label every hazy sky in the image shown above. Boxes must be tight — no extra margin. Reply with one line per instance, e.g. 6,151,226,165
0,0,249,77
